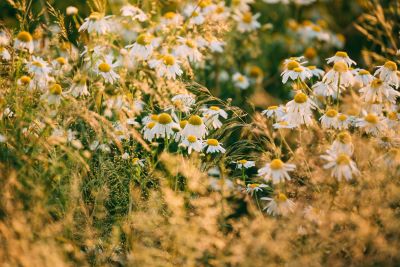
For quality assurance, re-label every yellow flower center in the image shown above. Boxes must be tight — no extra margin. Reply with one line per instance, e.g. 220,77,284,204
199,0,211,8
242,12,253,23
293,67,303,73
336,153,350,165
333,62,348,73
136,34,152,46
132,157,140,164
270,159,284,170
238,159,248,164
32,61,43,68
268,105,278,110
187,135,197,143
371,78,383,89
294,92,308,104
249,66,263,77
304,47,317,59
365,113,378,124
20,75,31,84
150,114,159,121
188,115,203,126
384,61,397,71
286,61,300,70
17,31,32,42
308,65,316,70
89,12,102,20
210,106,220,111
98,62,111,73
325,109,338,118
207,139,219,146
358,69,370,75
50,83,62,95
180,120,188,128
387,112,398,120
56,57,66,65
338,114,347,121
335,51,348,58
157,113,173,125
147,121,156,129
216,6,225,14
185,39,196,48
249,183,259,188
311,25,321,32
164,12,176,19
337,131,351,144
163,54,175,66
276,192,288,202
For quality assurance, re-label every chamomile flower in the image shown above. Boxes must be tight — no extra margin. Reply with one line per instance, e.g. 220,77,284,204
142,121,156,141
236,159,256,169
232,72,250,89
180,135,203,154
151,113,178,139
69,75,89,97
326,51,356,66
320,108,339,129
183,4,205,25
245,183,269,196
149,54,183,80
375,61,399,88
323,61,354,88
42,83,63,106
160,12,183,27
132,157,145,167
126,33,156,60
79,12,112,35
329,131,354,155
283,92,316,126
273,121,297,129
51,57,71,76
95,56,120,84
359,78,400,104
0,47,11,61
205,36,225,53
354,69,374,87
307,66,325,78
201,106,228,130
211,2,230,21
26,56,52,77
17,75,34,90
14,31,34,53
203,139,226,154
261,193,295,216
262,105,286,120
182,115,208,139
233,11,261,33
170,94,196,114
336,113,351,130
321,151,359,181
258,159,296,184
120,4,147,21
312,81,338,98
281,65,312,84
355,112,386,136
175,37,203,63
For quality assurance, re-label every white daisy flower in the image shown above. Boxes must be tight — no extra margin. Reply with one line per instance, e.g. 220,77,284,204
307,65,325,78
257,159,296,184
26,56,52,77
42,83,63,106
261,193,295,216
272,121,297,129
261,105,286,120
326,51,356,66
312,81,338,98
51,56,71,76
321,151,359,181
181,115,208,139
201,106,228,130
175,37,203,63
95,56,120,84
149,54,183,80
336,113,351,130
126,33,156,60
211,2,230,21
281,65,312,84
354,69,374,87
283,92,316,127
320,108,339,129
232,72,250,89
374,61,399,88
184,4,206,25
323,61,354,88
205,36,225,53
151,113,179,139
180,135,203,154
233,11,261,33
160,12,183,27
203,139,226,154
120,4,147,21
79,12,112,35
0,47,11,61
14,31,34,53
359,78,400,104
69,75,89,97
17,75,34,90
142,121,156,141
329,131,354,155
236,159,256,169
132,157,145,167
355,112,386,136
245,183,269,196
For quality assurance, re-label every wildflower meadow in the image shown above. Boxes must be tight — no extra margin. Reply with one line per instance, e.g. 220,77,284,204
1,0,400,266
